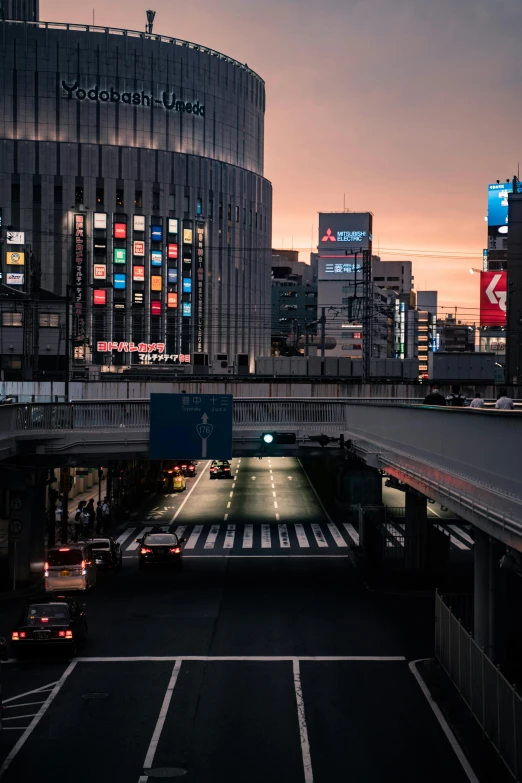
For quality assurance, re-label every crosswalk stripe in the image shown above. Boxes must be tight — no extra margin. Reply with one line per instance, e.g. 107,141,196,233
116,527,136,546
261,524,271,548
278,524,290,548
243,524,253,548
224,524,236,549
387,523,404,547
435,525,469,550
174,526,186,539
327,522,348,548
311,524,328,547
294,524,310,548
185,525,203,549
126,526,153,551
343,523,360,546
449,525,474,546
204,525,220,549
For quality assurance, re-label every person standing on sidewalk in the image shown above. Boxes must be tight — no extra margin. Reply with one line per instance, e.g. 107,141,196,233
102,497,111,532
74,501,86,542
95,501,104,534
85,499,95,532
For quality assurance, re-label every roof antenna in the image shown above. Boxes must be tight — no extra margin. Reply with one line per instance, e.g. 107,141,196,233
146,10,156,34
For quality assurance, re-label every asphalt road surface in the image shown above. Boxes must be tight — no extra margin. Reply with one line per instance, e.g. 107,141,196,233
0,458,473,783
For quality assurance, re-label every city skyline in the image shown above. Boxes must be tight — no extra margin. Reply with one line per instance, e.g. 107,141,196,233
41,0,522,314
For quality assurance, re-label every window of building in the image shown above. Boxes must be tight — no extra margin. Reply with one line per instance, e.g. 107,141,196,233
209,199,213,218
373,276,385,281
280,304,298,311
152,191,160,211
305,291,317,298
183,195,189,213
2,312,23,327
75,186,83,204
227,204,232,221
168,194,175,212
386,277,399,281
135,190,143,209
96,187,104,205
305,305,316,311
3,356,21,370
197,198,202,215
235,205,239,222
54,185,63,204
33,184,42,203
39,313,60,328
11,183,20,203
116,188,124,207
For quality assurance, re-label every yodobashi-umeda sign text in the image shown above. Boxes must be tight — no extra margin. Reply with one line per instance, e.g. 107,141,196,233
62,81,205,117
480,271,507,326
150,393,233,460
318,212,372,251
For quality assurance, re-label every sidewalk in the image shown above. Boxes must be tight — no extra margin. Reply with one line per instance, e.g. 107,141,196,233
66,479,107,517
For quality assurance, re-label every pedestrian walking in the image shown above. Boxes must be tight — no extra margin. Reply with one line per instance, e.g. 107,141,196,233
55,498,63,524
95,501,104,534
495,388,514,410
85,499,95,528
74,501,86,541
469,392,485,409
102,497,111,531
423,385,446,406
446,384,466,407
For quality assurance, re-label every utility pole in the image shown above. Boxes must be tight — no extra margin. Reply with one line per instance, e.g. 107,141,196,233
362,248,372,383
59,467,71,544
64,284,71,402
320,307,326,359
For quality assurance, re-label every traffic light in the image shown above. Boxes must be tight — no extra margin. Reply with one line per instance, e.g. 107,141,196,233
260,433,296,445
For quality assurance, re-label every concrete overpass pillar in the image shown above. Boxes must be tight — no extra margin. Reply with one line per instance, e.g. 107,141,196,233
6,469,47,588
474,530,507,664
404,489,428,570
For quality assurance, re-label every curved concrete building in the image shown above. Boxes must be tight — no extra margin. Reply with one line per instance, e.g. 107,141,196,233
0,10,272,372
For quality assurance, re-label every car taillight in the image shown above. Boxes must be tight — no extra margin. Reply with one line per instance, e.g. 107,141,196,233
65,630,73,639
12,631,19,640
58,630,66,637
224,468,230,471
81,560,86,569
140,547,152,554
182,465,187,469
174,466,180,470
210,468,216,472
44,561,49,576
169,547,181,554
19,631,26,638
41,618,49,623
59,547,70,552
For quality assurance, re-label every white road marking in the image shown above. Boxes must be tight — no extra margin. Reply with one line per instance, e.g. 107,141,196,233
1,728,27,731
184,524,203,549
204,525,220,549
170,462,210,523
272,491,277,497
229,492,234,498
0,662,76,778
224,524,236,548
275,513,280,521
274,501,278,509
261,524,271,548
181,555,349,559
3,682,58,705
327,522,348,548
434,525,469,550
142,659,182,777
386,523,404,547
343,523,360,546
126,527,153,551
243,524,253,548
174,526,186,539
116,527,136,546
224,514,228,521
232,483,236,488
75,655,405,662
3,714,39,721
311,524,328,547
449,525,474,545
271,483,275,489
278,524,290,548
293,659,314,783
251,476,256,481
295,524,310,548
4,701,46,709
288,476,293,480
409,660,479,783
227,501,231,509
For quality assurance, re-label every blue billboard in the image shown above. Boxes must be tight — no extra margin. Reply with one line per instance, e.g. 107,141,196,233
151,224,163,242
114,273,126,290
183,277,192,293
182,302,192,317
168,268,178,284
488,183,511,228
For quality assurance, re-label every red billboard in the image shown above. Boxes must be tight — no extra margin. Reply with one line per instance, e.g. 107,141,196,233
480,271,507,326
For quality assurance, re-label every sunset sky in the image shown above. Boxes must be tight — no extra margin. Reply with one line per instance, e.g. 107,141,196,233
43,0,522,319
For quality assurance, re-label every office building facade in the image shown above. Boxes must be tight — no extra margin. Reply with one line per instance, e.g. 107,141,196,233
0,13,272,375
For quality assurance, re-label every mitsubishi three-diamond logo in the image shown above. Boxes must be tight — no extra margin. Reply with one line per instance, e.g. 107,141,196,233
321,227,336,242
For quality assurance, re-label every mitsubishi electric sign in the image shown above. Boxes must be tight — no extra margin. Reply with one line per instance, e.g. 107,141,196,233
61,81,205,117
318,212,372,251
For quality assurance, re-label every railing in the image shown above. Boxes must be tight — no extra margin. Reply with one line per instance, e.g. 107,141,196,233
0,19,264,83
435,592,522,780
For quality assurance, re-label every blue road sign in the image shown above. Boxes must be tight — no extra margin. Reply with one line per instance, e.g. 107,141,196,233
150,393,233,460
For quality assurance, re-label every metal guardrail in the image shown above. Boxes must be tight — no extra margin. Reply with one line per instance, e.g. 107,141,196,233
0,19,264,83
435,592,522,780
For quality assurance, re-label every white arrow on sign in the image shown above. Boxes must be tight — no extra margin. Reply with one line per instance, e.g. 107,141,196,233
196,413,213,458
486,274,507,312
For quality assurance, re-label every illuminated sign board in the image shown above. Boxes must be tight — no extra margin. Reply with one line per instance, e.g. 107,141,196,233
114,248,127,264
318,212,372,251
195,224,205,352
6,273,24,285
114,222,126,239
168,219,178,234
151,275,162,291
168,293,178,308
114,273,126,290
151,250,162,266
61,81,205,117
151,300,162,316
133,241,145,256
93,289,107,305
168,243,178,259
480,271,507,326
182,302,192,317
183,277,192,293
151,225,163,242
93,264,106,280
133,266,145,282
183,228,193,244
6,231,24,244
324,262,362,274
318,258,362,280
73,213,86,341
97,341,166,353
168,268,178,284
93,213,107,230
134,215,145,232
133,291,144,306
6,252,24,265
